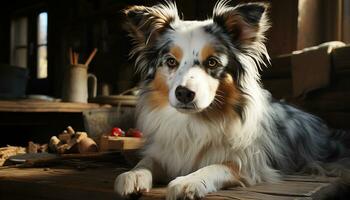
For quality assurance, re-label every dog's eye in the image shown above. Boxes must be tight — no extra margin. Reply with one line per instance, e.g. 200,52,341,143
166,57,178,68
207,58,219,69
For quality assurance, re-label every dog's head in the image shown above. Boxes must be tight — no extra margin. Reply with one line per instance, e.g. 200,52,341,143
124,0,270,114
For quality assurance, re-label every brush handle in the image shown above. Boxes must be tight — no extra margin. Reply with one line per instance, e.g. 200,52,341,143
85,48,98,66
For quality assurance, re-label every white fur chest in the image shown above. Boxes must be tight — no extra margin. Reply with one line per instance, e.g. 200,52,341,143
137,105,230,178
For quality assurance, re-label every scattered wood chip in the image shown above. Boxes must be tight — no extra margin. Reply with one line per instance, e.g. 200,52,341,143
0,146,26,166
49,126,98,154
27,142,48,154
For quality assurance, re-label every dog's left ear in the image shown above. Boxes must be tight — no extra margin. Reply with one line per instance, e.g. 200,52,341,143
213,2,270,47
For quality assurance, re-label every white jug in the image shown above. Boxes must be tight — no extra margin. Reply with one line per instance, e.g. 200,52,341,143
62,64,97,103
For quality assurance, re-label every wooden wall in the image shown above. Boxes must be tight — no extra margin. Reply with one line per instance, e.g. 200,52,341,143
47,0,139,97
0,8,10,64
297,0,344,50
344,0,350,43
0,0,346,97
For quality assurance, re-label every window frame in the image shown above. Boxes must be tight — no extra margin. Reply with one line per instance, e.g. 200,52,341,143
10,16,28,68
36,12,48,79
10,5,48,80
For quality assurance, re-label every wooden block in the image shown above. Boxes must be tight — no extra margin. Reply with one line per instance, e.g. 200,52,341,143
332,45,350,71
262,78,293,99
99,136,144,151
289,91,350,112
262,54,292,79
27,142,39,154
333,71,350,90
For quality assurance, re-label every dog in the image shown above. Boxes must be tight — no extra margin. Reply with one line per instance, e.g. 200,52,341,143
115,1,349,199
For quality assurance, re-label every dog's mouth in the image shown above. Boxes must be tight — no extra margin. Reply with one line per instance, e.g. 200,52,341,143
174,103,203,114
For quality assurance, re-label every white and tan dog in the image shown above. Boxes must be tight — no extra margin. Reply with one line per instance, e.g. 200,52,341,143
115,1,349,199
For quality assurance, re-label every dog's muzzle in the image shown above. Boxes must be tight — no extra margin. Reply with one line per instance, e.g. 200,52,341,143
175,86,195,104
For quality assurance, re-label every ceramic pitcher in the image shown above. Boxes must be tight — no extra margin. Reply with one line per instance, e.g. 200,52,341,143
62,64,97,103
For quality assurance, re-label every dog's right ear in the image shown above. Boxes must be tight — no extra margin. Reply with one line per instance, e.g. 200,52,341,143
123,2,179,47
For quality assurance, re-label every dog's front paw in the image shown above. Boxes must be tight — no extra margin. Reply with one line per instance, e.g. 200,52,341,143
166,176,212,200
114,169,152,197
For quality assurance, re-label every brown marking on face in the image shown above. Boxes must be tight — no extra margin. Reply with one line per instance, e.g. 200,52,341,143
217,73,242,113
148,70,169,109
169,45,183,61
200,44,216,62
223,161,249,187
199,73,243,121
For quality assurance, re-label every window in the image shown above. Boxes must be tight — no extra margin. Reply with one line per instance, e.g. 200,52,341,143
37,12,48,79
10,17,28,68
10,10,48,79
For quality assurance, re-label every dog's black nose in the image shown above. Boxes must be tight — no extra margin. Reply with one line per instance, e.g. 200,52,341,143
175,86,195,104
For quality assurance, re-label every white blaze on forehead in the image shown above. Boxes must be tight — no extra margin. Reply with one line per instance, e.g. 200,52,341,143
170,20,215,61
166,20,220,110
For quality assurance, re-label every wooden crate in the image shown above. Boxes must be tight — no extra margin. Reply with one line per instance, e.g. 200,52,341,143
262,46,350,130
99,136,144,151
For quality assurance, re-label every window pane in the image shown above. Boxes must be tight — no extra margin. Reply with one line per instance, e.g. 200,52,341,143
13,48,27,68
37,12,47,45
37,12,48,79
10,17,28,68
11,17,28,46
37,46,48,78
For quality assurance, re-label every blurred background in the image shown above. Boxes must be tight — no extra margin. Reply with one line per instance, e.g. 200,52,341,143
0,0,349,146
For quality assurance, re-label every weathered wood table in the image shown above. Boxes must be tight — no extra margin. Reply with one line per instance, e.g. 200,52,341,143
0,100,115,146
0,155,344,200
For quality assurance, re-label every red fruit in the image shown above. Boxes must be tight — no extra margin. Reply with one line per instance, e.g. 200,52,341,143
126,128,143,137
111,131,119,137
132,130,143,138
125,129,133,137
111,127,124,137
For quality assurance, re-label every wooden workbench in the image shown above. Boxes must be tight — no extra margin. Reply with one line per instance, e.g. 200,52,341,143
0,156,345,200
0,100,114,146
0,100,107,113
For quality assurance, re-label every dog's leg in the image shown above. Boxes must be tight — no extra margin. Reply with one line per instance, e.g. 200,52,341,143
114,157,163,197
166,163,245,200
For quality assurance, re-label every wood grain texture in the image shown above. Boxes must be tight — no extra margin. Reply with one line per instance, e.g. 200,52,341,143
99,136,144,151
0,163,341,200
0,100,106,113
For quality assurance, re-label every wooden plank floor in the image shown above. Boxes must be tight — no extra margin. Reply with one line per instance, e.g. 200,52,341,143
0,159,343,200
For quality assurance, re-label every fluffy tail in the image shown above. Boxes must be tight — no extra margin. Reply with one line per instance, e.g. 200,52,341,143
298,129,350,177
301,130,350,199
330,129,350,150
324,128,350,177
313,172,350,200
